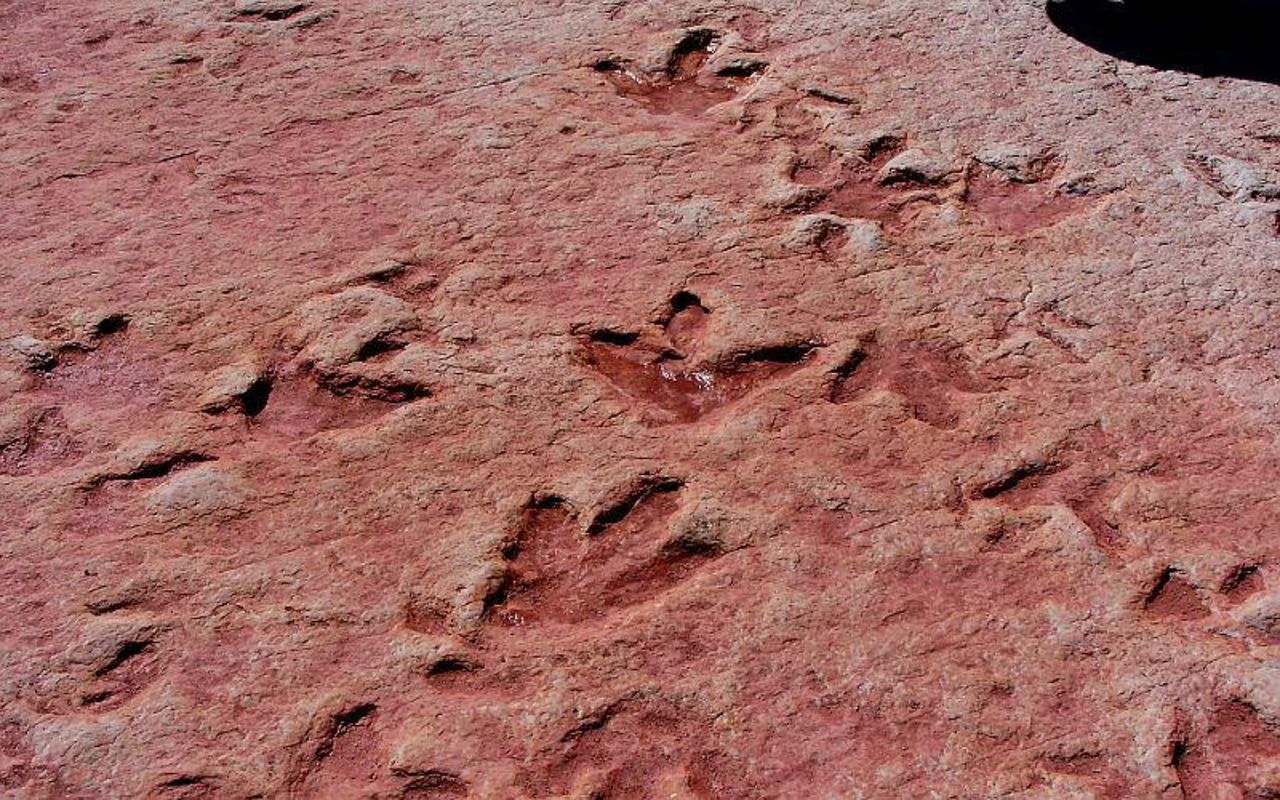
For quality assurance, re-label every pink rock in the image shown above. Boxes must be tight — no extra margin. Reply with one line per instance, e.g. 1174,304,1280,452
2,1,1280,797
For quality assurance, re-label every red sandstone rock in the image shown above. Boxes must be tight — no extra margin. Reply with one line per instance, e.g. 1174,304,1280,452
2,1,1280,797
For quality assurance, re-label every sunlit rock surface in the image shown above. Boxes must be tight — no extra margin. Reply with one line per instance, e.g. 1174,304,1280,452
2,0,1279,796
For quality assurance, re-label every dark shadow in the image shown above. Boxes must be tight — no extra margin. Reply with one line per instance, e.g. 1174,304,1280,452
1046,0,1280,85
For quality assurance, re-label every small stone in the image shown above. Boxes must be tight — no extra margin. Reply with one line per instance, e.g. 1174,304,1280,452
974,145,1055,183
877,148,960,186
144,464,250,519
231,0,307,19
197,362,265,414
2,335,56,372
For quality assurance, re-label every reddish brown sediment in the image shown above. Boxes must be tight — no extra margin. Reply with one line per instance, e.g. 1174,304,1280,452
3,0,1280,797
965,163,1095,235
594,30,761,117
488,483,704,628
599,68,740,117
580,340,813,424
826,341,993,429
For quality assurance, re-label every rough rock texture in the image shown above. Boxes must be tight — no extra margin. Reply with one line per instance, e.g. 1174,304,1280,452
2,0,1280,797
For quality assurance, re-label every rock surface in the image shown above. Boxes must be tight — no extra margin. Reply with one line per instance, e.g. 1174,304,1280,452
2,0,1280,797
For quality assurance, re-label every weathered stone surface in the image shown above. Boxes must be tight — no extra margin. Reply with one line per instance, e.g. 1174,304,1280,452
2,0,1279,797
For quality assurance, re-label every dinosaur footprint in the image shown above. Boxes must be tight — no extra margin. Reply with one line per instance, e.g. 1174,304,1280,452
580,291,818,423
965,152,1098,235
594,28,766,117
827,338,991,429
487,479,721,628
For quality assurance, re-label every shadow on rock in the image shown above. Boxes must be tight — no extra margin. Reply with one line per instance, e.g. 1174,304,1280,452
1046,0,1280,85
